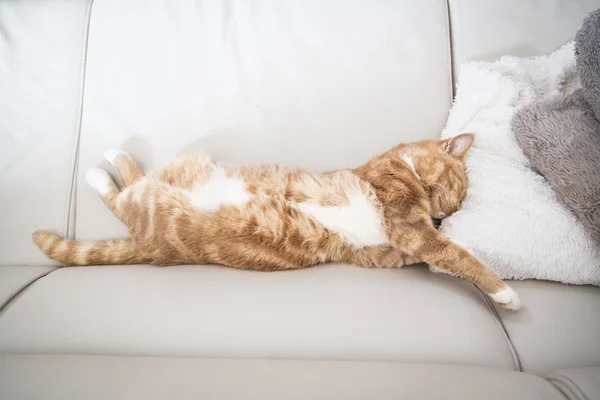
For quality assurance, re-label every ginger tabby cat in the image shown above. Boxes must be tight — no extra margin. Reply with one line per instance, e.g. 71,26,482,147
33,133,521,310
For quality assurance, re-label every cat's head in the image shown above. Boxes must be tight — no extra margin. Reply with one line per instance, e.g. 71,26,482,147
404,133,474,220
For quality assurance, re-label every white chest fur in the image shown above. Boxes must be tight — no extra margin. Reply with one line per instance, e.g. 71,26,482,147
184,167,250,211
294,192,388,248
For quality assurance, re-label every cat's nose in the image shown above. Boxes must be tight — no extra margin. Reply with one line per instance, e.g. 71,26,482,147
432,211,446,219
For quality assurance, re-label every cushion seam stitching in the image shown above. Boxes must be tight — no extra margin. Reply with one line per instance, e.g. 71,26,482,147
63,0,95,240
548,380,578,400
444,0,455,102
0,268,60,316
547,375,589,400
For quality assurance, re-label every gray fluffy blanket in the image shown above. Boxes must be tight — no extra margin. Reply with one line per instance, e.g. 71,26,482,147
513,9,600,247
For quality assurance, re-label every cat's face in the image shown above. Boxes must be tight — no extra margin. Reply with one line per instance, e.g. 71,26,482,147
407,134,474,220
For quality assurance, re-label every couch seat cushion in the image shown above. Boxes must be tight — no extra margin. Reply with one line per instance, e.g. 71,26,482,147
0,264,517,369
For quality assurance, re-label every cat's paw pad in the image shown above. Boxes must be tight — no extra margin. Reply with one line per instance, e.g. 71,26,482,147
489,285,522,311
86,168,112,194
104,150,128,164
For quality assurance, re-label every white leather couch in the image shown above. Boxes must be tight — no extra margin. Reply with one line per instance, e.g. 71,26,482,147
1,1,600,399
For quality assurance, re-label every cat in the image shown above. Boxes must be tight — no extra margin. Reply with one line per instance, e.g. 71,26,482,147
32,133,521,310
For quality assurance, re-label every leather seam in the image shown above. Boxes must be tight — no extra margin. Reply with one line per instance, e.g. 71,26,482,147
549,380,578,400
447,0,463,94
444,0,455,102
473,284,522,371
63,0,95,240
456,0,463,88
547,375,588,400
0,267,60,316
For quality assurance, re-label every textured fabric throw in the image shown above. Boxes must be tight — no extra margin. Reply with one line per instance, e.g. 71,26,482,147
513,9,600,248
439,43,600,286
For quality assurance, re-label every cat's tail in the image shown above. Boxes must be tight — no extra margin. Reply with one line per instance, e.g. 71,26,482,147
32,230,147,266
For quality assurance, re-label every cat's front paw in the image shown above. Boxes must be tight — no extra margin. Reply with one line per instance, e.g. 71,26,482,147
488,285,522,311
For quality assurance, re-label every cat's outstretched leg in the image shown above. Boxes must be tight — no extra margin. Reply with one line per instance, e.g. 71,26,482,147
388,223,521,311
413,229,521,310
104,150,144,187
85,167,128,223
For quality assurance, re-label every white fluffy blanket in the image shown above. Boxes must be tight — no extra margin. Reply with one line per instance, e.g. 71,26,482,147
439,43,600,286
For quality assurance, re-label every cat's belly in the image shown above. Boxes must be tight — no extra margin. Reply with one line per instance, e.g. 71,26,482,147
179,166,389,250
291,194,388,248
183,167,250,211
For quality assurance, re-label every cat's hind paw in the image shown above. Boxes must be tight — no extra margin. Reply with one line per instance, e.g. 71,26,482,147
104,149,128,164
489,285,522,311
85,168,112,195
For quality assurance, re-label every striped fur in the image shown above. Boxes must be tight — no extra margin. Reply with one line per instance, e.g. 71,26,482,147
32,134,522,310
32,231,145,266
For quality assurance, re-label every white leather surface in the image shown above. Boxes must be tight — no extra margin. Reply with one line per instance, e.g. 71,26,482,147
496,281,600,374
0,355,564,400
0,0,92,265
75,0,452,240
0,266,56,309
448,0,600,81
0,265,517,369
3,0,600,390
547,367,600,400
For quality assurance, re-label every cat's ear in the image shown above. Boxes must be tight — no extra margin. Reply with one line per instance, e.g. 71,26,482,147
441,133,475,159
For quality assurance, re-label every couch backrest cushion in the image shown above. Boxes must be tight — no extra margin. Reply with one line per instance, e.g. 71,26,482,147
74,0,453,240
